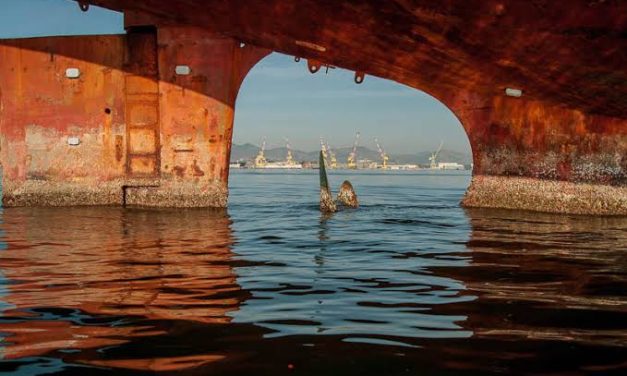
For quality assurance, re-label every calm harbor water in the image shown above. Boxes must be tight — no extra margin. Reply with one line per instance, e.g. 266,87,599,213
0,170,626,375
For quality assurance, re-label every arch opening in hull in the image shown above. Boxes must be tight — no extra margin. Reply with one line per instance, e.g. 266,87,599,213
230,52,473,208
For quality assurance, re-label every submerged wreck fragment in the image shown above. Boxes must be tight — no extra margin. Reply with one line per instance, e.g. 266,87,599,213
319,151,359,213
319,151,338,213
337,180,359,208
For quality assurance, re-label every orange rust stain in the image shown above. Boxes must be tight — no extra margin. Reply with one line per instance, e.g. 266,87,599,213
156,26,269,185
449,93,626,183
0,36,127,185
1,4,623,197
129,156,156,175
191,159,205,177
102,104,113,164
90,0,626,187
124,27,161,178
172,165,185,178
115,135,124,162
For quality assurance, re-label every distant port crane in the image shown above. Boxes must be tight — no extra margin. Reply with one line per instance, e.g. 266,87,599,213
284,137,297,166
254,138,268,168
374,138,389,169
325,140,338,169
347,132,361,169
320,137,329,166
320,137,338,169
429,141,444,169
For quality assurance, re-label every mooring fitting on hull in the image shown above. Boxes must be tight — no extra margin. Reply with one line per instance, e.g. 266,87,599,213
354,71,365,84
308,59,322,74
78,0,89,12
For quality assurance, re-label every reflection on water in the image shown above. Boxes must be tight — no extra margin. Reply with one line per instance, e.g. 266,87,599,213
0,170,625,375
0,208,244,372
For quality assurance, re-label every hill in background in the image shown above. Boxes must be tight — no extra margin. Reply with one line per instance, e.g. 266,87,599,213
231,143,471,165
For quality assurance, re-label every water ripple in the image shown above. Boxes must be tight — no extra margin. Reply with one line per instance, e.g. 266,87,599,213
0,171,625,375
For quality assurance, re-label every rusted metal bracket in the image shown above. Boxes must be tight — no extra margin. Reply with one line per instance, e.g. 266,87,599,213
308,59,321,74
354,71,365,84
307,59,335,74
78,1,90,12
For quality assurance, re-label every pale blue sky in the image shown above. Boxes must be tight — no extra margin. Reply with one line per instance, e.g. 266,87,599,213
0,0,471,154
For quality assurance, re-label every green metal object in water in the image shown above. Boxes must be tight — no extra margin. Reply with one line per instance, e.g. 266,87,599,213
319,151,336,213
319,151,329,190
